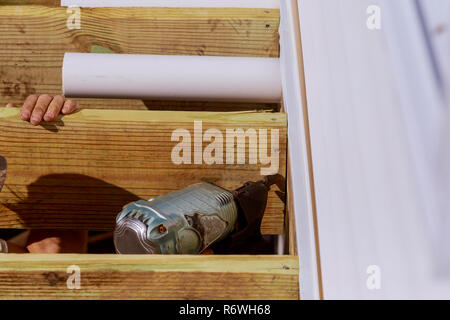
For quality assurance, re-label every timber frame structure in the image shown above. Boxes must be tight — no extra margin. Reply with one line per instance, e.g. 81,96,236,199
0,0,310,300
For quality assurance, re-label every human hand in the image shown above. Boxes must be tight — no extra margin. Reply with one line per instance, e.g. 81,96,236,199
6,94,78,126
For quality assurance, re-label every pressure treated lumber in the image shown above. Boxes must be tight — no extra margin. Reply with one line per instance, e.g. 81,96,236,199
2,1,60,4
0,5,280,109
286,161,298,256
0,108,286,234
0,254,299,300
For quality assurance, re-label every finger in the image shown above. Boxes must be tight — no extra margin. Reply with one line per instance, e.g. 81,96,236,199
30,94,53,126
61,99,79,115
43,95,65,122
6,103,16,108
20,95,39,121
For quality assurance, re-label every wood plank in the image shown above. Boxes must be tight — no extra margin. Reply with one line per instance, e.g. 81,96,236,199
0,108,286,234
0,5,280,110
0,254,299,300
286,161,298,256
2,1,60,5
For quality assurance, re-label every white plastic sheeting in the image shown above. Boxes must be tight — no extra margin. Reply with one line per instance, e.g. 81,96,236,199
419,0,450,278
298,0,450,299
61,0,280,8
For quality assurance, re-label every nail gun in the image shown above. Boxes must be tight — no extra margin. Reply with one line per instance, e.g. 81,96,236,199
114,174,284,255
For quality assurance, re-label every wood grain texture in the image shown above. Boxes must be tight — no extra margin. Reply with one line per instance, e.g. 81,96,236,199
286,161,298,256
2,1,60,5
0,254,299,300
0,5,280,110
0,108,286,234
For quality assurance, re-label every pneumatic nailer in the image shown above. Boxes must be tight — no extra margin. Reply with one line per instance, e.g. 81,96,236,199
114,175,284,255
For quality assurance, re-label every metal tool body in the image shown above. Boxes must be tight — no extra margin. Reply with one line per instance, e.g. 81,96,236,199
114,175,282,255
114,183,238,254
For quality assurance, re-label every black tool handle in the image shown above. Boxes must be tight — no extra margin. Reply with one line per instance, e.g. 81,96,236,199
212,174,285,254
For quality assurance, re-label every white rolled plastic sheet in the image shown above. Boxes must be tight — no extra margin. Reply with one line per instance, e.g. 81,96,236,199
62,53,282,102
61,0,280,8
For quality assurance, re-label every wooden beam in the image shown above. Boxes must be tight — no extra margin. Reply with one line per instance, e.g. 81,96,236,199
0,5,280,109
0,254,299,300
286,160,298,256
2,0,60,4
0,108,286,234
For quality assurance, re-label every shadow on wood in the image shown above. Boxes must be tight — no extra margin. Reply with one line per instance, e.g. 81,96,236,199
2,174,141,230
142,100,279,112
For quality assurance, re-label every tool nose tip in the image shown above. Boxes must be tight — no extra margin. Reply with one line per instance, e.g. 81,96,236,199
114,217,161,254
